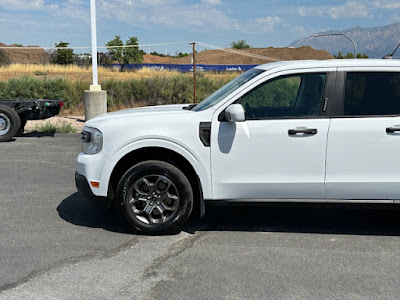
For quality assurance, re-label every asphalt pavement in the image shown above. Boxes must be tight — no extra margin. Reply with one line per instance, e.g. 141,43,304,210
1,134,400,299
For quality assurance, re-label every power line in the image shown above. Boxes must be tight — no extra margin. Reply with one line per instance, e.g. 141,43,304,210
0,41,191,50
0,40,282,62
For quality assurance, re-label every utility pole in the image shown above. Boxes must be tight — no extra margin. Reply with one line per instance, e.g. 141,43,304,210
190,42,196,103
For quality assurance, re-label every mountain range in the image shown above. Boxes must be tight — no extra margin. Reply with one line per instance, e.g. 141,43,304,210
289,22,400,58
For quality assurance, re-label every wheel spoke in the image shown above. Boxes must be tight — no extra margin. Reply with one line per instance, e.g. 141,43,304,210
149,204,167,224
157,202,167,215
155,176,171,193
133,177,154,195
129,196,146,205
144,203,155,215
167,193,178,201
164,194,179,212
129,196,148,214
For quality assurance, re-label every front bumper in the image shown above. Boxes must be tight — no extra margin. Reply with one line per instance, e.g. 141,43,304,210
75,172,96,198
76,152,109,197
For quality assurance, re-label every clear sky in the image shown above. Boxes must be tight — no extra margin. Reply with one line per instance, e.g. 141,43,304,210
0,0,399,54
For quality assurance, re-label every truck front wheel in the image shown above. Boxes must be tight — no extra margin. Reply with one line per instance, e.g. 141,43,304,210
116,160,193,235
0,105,21,142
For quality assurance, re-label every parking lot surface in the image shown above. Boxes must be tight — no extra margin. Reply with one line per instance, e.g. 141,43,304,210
1,134,400,299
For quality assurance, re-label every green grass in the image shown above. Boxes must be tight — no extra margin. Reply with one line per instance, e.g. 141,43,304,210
35,122,77,133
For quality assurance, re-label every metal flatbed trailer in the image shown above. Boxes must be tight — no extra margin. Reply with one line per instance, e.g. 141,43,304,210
0,99,63,142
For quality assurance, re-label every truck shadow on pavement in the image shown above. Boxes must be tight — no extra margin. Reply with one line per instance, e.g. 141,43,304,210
57,192,132,234
190,203,400,236
58,194,400,236
15,132,55,138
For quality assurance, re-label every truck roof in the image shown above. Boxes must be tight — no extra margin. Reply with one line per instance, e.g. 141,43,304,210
256,59,400,72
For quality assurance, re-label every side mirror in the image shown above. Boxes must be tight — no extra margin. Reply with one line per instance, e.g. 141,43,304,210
225,104,245,122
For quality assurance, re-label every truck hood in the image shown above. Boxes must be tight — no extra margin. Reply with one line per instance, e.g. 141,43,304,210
85,104,192,128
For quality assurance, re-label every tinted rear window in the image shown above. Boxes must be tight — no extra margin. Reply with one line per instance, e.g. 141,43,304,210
344,72,400,116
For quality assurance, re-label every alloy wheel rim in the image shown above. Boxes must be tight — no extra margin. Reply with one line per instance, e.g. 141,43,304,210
127,174,180,225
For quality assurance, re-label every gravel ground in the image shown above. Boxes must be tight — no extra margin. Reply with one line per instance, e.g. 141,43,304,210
24,116,85,133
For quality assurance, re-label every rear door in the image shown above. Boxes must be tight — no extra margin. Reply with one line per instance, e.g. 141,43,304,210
325,69,400,199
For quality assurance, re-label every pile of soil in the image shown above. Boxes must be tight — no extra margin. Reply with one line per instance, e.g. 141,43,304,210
143,46,333,65
142,54,173,64
1,42,332,65
0,43,49,64
24,116,84,133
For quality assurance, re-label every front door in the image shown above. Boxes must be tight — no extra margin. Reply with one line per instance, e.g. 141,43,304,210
210,72,331,200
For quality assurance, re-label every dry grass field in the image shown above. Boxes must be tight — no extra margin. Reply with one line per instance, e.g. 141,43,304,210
0,64,239,82
0,64,240,117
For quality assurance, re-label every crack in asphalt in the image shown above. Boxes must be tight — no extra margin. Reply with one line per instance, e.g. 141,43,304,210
141,231,207,280
0,252,99,293
0,236,140,294
101,236,140,259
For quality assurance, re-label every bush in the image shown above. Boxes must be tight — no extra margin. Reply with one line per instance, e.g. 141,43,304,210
0,74,232,111
51,41,74,65
103,74,230,108
0,76,68,101
0,49,10,65
231,40,251,49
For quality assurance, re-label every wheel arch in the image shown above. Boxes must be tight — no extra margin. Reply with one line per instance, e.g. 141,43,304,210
109,146,205,218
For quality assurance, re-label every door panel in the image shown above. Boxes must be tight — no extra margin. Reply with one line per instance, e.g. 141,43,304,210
325,117,400,199
211,118,330,200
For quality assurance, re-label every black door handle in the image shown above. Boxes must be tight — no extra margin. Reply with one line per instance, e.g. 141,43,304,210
386,127,400,133
288,128,318,135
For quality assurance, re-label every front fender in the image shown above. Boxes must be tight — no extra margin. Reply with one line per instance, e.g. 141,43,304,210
101,138,212,199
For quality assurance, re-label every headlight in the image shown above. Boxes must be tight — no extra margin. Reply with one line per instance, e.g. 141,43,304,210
81,127,103,154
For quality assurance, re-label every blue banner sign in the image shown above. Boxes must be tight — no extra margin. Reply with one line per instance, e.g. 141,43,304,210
104,63,258,72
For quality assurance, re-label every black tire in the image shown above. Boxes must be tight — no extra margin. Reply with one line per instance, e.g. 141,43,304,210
116,160,193,235
0,105,21,142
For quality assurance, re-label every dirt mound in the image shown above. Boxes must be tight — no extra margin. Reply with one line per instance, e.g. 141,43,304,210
143,46,333,65
1,43,333,65
0,43,49,64
142,54,173,64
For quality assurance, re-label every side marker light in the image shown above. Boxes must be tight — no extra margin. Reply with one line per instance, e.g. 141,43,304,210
91,182,100,188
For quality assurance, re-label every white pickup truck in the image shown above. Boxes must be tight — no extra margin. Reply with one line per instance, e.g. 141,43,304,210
76,59,400,234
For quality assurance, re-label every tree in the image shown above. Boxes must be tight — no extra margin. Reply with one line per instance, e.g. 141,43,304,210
356,53,369,58
175,52,190,58
231,40,251,49
0,49,10,65
334,51,369,59
106,35,143,71
51,41,74,65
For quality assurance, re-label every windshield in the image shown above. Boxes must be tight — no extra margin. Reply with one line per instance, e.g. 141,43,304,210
192,68,265,111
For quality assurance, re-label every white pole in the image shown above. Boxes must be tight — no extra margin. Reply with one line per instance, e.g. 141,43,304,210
90,0,100,90
85,0,106,120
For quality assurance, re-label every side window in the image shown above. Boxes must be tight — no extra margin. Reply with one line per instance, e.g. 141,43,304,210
344,72,400,116
240,73,327,119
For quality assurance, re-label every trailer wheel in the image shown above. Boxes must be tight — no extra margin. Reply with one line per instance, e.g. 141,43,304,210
0,105,21,142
